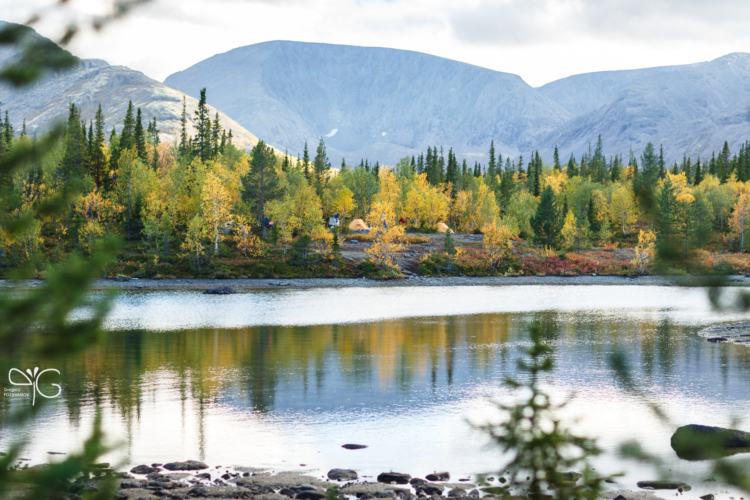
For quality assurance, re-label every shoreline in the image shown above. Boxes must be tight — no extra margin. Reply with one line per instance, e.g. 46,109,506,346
2,274,750,291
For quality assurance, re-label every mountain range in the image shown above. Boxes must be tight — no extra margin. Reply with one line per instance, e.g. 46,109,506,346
0,22,262,152
2,21,749,167
165,41,750,166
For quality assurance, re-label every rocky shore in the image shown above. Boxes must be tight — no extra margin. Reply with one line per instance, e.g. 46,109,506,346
698,321,750,347
5,274,750,292
62,461,673,500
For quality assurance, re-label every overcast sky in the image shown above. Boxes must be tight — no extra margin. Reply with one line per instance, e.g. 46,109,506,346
5,0,750,87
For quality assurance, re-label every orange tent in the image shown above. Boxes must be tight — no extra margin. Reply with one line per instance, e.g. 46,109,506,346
349,219,370,231
437,222,450,233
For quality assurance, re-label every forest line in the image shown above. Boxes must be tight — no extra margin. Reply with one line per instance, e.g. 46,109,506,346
2,88,750,278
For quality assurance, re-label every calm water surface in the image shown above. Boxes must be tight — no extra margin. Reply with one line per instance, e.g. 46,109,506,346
3,285,750,493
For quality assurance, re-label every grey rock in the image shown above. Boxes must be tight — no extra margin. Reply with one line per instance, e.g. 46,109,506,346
375,491,396,498
447,489,467,497
203,287,235,295
163,461,209,471
342,444,368,450
377,473,411,484
328,469,358,481
416,485,444,496
187,487,208,497
131,465,159,475
119,481,141,489
295,492,325,500
671,424,750,460
425,473,449,482
279,488,297,497
409,479,427,486
700,495,715,500
195,473,211,480
613,495,627,500
637,481,691,491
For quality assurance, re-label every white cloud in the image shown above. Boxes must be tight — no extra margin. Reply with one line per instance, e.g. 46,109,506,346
4,0,750,87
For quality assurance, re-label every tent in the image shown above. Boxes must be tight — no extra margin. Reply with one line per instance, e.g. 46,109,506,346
436,222,450,233
349,219,370,231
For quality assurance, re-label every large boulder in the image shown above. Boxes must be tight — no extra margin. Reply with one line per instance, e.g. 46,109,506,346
671,424,750,460
162,460,209,471
637,481,691,491
203,287,236,295
377,472,411,484
341,444,368,450
328,469,358,481
130,465,158,475
426,472,450,481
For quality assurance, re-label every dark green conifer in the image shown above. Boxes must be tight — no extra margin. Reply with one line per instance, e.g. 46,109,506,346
531,185,562,248
134,107,146,160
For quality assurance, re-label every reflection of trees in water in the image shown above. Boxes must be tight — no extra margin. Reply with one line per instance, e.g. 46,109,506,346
6,312,750,445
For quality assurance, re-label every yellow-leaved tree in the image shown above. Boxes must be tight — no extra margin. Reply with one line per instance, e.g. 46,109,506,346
729,191,750,252
378,167,401,208
482,221,516,270
609,183,638,235
632,229,656,275
366,201,404,269
233,214,261,258
561,211,577,249
76,189,123,254
310,226,333,256
201,172,233,255
403,176,428,228
182,215,209,270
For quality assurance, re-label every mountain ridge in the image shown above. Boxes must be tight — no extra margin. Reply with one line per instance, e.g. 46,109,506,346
165,41,750,165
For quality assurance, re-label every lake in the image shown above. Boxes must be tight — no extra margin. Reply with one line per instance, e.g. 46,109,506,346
3,285,750,494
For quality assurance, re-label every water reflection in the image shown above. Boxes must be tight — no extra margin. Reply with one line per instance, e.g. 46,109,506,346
2,291,750,492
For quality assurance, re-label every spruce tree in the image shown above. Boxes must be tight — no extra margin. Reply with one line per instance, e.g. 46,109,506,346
587,197,597,233
656,176,679,259
535,151,542,197
281,149,291,172
640,142,657,177
488,140,497,181
120,100,135,151
179,95,189,157
444,229,456,256
134,107,146,160
193,88,211,162
107,126,119,191
531,185,562,248
658,144,665,179
313,137,331,196
242,141,281,238
553,145,560,171
211,112,221,158
567,154,578,177
721,141,731,182
59,103,85,183
90,104,107,189
302,141,311,180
